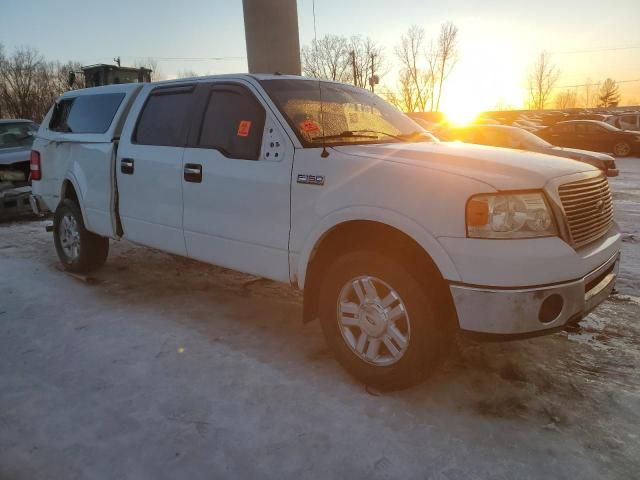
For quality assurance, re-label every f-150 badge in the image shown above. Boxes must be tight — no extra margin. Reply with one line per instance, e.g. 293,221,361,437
297,174,325,186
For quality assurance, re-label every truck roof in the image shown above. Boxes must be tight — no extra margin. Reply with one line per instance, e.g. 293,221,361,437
59,74,356,98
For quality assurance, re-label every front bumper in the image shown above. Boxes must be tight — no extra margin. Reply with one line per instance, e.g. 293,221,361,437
450,252,619,336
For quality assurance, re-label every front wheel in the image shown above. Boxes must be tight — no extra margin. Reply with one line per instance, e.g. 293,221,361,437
318,251,450,391
53,199,109,274
613,141,631,157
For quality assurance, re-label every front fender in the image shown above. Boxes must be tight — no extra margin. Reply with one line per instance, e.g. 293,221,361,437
293,206,461,289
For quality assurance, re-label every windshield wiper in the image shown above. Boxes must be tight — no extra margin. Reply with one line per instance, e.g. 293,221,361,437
311,130,410,143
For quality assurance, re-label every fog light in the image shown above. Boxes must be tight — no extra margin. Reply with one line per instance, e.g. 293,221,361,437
538,294,564,324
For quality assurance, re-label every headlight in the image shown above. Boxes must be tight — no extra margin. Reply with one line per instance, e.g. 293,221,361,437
466,192,557,239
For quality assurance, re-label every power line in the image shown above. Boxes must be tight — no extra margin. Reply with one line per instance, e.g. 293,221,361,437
552,45,640,55
117,56,246,62
551,78,640,90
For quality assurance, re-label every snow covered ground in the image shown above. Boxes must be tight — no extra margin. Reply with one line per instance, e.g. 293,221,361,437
0,159,638,479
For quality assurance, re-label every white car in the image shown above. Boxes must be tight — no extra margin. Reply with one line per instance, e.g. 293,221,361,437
30,75,621,390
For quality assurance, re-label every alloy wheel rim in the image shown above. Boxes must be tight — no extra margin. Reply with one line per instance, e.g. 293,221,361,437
59,214,80,261
337,275,411,366
614,142,630,156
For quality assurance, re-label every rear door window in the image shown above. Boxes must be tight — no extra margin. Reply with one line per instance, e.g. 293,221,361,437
552,124,574,134
135,86,195,146
619,115,638,130
196,84,266,160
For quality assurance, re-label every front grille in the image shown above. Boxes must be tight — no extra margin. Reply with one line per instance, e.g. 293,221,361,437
558,175,614,248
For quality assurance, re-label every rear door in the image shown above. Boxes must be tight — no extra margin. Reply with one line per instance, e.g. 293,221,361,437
180,81,293,281
116,84,196,255
549,123,576,147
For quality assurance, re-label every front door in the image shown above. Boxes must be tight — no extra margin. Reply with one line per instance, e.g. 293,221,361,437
181,82,293,282
116,84,196,255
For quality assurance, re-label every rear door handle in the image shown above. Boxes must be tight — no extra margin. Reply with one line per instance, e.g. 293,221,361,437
121,158,134,174
184,163,202,183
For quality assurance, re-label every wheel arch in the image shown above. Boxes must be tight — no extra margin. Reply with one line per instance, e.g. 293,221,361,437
59,175,89,227
297,210,460,326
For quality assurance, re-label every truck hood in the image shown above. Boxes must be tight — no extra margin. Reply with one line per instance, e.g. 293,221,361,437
334,141,597,190
0,147,30,166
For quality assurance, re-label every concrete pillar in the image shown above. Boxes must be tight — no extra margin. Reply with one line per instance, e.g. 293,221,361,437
242,0,301,75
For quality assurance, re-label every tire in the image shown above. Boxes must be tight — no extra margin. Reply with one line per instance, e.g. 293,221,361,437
613,141,631,157
53,199,109,274
318,250,450,391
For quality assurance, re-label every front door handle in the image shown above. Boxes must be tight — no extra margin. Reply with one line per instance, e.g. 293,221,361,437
184,163,202,183
121,158,134,174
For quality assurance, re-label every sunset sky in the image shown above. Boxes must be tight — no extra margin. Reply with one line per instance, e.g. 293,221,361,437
2,0,639,115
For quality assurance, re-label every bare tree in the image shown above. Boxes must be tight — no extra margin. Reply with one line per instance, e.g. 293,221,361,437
383,69,426,112
394,25,432,111
301,34,350,82
433,22,458,112
598,78,621,107
0,46,48,120
176,69,199,79
0,45,87,121
348,36,386,90
527,51,560,110
134,57,165,81
554,89,577,109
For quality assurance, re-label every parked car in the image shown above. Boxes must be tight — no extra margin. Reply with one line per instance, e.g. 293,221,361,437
536,120,640,157
30,76,621,390
406,111,446,131
606,113,640,132
0,119,39,186
438,124,618,176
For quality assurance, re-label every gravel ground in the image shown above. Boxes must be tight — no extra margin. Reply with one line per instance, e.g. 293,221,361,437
0,159,639,479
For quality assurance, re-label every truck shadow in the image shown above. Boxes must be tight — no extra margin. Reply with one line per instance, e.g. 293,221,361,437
49,237,640,438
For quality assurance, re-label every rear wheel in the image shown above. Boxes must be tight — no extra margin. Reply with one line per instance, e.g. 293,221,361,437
613,141,631,157
54,199,109,274
319,250,450,391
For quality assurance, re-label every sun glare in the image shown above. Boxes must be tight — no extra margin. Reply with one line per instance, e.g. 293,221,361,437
443,107,482,126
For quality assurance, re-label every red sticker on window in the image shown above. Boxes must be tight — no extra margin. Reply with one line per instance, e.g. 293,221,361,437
237,120,252,137
299,119,321,133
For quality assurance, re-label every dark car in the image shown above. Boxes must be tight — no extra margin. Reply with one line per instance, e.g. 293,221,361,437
536,120,640,157
438,124,618,176
0,119,39,186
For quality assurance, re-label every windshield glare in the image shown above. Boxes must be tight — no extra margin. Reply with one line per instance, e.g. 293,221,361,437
0,122,38,149
260,79,434,146
510,128,552,148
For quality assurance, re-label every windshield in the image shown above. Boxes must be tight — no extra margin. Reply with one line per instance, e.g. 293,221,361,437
0,122,38,149
260,79,435,146
506,128,552,148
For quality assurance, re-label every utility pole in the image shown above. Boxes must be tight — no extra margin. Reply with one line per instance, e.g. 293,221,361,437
351,50,357,87
242,0,301,75
371,53,376,93
370,53,377,93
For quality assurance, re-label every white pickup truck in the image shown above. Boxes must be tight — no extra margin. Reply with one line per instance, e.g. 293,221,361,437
30,75,621,390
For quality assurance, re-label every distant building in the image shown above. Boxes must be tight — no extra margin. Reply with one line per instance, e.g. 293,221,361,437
81,64,152,88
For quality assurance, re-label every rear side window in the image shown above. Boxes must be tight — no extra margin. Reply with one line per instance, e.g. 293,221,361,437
135,86,195,146
49,99,74,132
49,94,125,134
197,85,265,160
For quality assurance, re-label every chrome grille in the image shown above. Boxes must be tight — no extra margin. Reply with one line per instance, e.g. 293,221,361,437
558,175,614,248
